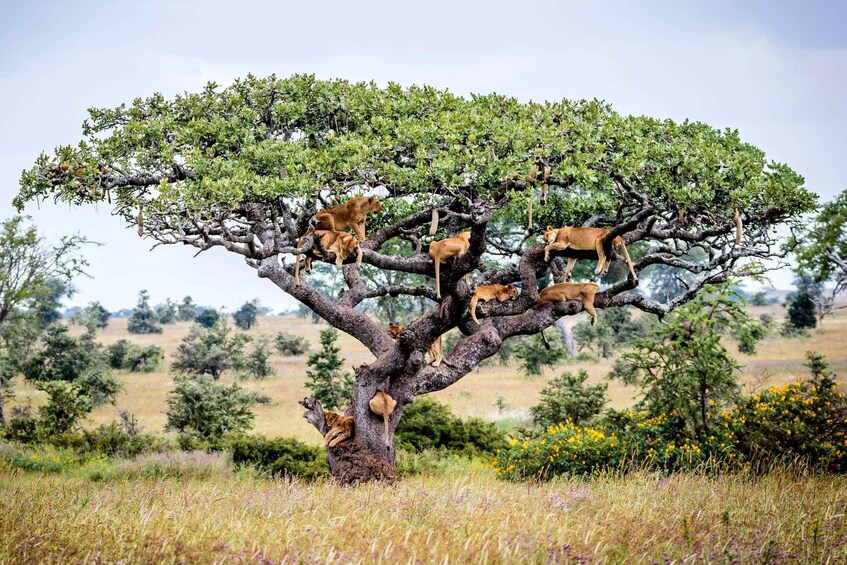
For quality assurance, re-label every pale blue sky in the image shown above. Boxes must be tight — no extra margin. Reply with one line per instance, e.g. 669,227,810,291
1,1,845,311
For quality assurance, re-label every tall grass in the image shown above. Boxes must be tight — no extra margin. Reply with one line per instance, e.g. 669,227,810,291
1,468,845,562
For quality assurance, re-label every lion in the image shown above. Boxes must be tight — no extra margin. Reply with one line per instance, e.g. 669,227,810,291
468,283,519,324
314,196,382,242
387,322,444,367
368,391,397,444
294,229,362,285
323,411,355,447
543,226,637,282
536,282,600,325
428,231,472,299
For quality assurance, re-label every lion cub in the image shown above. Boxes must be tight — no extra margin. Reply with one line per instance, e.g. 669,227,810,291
469,283,519,324
294,229,362,285
428,231,472,299
536,282,599,325
323,411,355,447
387,322,444,367
543,225,636,282
314,196,382,242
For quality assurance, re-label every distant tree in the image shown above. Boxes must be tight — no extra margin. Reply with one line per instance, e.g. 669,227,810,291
530,369,608,427
572,307,652,358
171,320,249,380
195,308,220,329
105,339,163,372
274,332,310,356
513,330,568,377
305,327,353,411
127,290,162,334
165,376,258,441
75,301,110,329
156,299,178,325
749,290,772,306
233,300,259,330
793,188,847,318
785,275,820,331
241,337,275,379
32,278,74,328
177,296,197,321
609,285,763,440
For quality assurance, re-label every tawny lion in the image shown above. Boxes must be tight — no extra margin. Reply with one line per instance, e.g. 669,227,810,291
314,196,382,242
387,322,444,367
294,229,362,285
543,226,637,281
536,282,600,326
323,411,355,447
428,231,472,299
468,283,519,324
368,391,397,444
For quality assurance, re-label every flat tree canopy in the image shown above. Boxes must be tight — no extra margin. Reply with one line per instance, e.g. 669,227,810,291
16,74,816,481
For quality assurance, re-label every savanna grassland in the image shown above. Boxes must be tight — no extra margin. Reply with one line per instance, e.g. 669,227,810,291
2,305,847,563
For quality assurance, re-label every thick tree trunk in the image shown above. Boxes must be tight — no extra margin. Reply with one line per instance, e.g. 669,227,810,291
300,385,403,484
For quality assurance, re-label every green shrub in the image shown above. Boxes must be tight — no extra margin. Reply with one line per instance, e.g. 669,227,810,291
0,442,104,474
530,369,608,427
226,434,327,480
274,332,309,356
106,340,163,372
395,397,507,456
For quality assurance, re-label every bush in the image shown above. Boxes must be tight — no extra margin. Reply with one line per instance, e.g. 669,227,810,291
165,376,259,441
395,397,507,456
196,308,220,328
233,300,259,330
241,338,275,379
127,290,163,334
0,442,103,474
275,332,309,356
513,330,567,377
530,369,608,427
226,434,328,480
171,320,249,380
106,339,160,372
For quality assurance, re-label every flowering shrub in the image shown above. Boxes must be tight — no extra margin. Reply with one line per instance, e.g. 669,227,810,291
728,379,847,472
494,377,847,480
494,422,623,480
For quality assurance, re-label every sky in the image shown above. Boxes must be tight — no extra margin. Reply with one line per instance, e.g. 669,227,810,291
1,0,845,312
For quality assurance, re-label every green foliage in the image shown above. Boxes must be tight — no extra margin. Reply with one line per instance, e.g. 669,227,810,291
572,307,652,358
793,188,847,285
165,376,258,440
530,370,608,427
227,434,327,480
513,330,567,377
395,397,508,456
127,290,162,334
32,278,73,329
23,324,97,383
241,337,275,379
74,301,110,330
177,296,197,321
195,308,220,328
274,332,309,356
35,381,94,435
171,320,250,380
785,277,819,331
233,300,259,330
155,299,178,325
495,353,847,480
304,327,353,411
609,285,762,439
105,339,163,372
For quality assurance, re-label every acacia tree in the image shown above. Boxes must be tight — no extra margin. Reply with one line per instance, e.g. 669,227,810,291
16,75,815,481
793,188,847,318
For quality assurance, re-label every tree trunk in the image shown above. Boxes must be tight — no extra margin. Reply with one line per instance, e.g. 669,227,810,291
553,319,577,356
300,386,402,484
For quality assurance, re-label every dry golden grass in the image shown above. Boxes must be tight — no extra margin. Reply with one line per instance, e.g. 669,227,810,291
1,468,845,562
9,304,847,445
